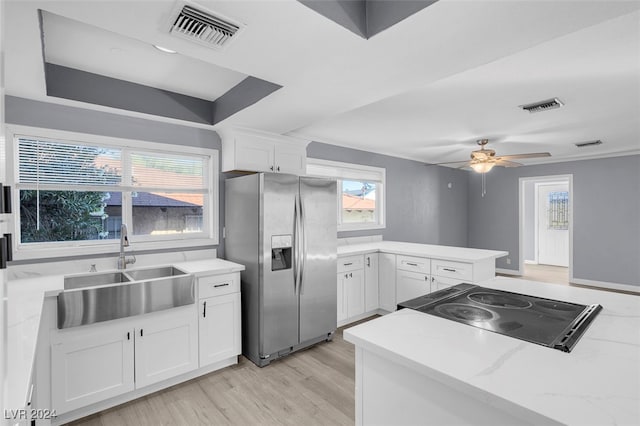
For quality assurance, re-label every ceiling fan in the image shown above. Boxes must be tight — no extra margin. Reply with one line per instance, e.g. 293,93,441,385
433,139,551,197
435,139,551,173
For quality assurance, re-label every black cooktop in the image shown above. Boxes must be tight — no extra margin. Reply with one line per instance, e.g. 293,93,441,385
397,283,602,352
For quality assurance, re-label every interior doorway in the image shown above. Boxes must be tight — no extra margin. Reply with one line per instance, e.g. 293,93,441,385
519,175,573,282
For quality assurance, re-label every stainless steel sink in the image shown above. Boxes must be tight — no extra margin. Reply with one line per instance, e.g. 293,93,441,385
124,266,187,281
64,271,131,290
58,266,194,329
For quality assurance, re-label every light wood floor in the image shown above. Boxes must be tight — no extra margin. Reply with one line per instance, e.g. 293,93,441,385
522,264,569,284
68,320,370,426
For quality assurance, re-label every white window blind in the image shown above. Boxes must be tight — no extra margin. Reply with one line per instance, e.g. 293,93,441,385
18,138,122,187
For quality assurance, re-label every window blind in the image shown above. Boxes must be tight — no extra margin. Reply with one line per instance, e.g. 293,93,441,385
18,138,122,186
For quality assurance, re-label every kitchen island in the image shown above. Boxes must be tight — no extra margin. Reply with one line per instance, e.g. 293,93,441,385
344,277,640,426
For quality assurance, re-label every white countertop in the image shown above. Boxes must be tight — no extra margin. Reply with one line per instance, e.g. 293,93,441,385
344,277,640,426
338,240,507,263
6,257,244,414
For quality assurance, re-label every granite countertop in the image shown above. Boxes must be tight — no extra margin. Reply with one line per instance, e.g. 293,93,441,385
344,277,640,425
338,240,508,262
6,257,245,415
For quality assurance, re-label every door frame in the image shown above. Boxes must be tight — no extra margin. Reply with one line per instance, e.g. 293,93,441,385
518,174,573,279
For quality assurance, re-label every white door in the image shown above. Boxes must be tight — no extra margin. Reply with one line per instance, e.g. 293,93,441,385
364,253,379,312
199,293,241,367
396,270,431,304
537,183,569,267
51,324,134,414
135,306,198,388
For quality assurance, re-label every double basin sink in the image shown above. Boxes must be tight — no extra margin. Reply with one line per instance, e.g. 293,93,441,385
58,266,194,329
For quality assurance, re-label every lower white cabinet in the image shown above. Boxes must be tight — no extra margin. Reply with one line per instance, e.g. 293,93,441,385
134,308,198,389
337,270,365,322
51,323,134,414
199,292,241,366
51,306,197,415
364,253,379,312
396,270,431,304
378,253,397,312
431,275,464,292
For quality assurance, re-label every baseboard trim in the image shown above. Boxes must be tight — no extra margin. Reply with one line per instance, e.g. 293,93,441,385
570,277,639,294
496,267,522,276
523,260,537,265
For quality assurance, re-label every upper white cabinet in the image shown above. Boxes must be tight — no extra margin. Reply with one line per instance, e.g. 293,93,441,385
219,127,309,175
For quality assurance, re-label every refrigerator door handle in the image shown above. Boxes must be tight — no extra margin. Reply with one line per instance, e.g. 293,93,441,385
293,196,299,295
299,194,306,295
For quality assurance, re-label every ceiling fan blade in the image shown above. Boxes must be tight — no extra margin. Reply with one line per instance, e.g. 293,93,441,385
426,160,471,167
497,152,551,160
495,159,523,168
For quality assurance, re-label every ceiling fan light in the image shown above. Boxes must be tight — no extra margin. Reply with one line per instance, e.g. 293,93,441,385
470,162,495,173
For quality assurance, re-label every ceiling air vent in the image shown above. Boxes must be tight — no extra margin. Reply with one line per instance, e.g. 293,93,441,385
575,140,603,148
168,2,243,49
519,98,564,113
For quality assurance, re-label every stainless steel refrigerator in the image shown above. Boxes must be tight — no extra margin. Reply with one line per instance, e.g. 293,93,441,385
225,173,337,367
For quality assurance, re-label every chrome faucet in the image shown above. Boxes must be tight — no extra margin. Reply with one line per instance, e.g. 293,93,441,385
117,224,136,270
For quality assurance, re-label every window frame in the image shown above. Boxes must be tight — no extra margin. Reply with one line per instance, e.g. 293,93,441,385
306,158,386,232
6,125,219,261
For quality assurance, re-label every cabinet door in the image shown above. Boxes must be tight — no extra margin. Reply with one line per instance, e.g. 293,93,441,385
274,144,306,175
234,136,275,172
51,324,134,414
337,273,348,322
431,276,464,293
364,253,379,312
135,306,198,389
346,269,365,318
396,270,431,305
199,293,241,367
378,253,397,312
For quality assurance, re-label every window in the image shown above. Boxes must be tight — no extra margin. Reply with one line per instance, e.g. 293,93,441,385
8,126,218,259
307,159,385,231
547,191,569,230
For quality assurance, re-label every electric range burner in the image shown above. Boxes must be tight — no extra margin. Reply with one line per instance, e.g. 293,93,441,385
398,284,602,353
468,292,532,309
434,303,497,322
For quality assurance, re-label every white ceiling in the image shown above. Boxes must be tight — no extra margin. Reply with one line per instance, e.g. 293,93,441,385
41,10,248,101
4,0,640,166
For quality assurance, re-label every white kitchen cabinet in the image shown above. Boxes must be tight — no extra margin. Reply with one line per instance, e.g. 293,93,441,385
338,269,365,322
364,253,379,312
431,275,464,292
199,292,241,367
197,272,242,367
51,306,197,415
220,128,308,175
134,306,198,389
51,322,135,414
378,253,397,312
396,270,431,304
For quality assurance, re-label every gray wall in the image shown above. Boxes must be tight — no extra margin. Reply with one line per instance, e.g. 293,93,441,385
467,155,640,286
307,142,468,247
523,180,535,261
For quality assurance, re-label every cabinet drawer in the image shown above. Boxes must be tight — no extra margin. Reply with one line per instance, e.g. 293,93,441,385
337,255,364,273
431,259,473,281
198,273,239,299
396,255,431,273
